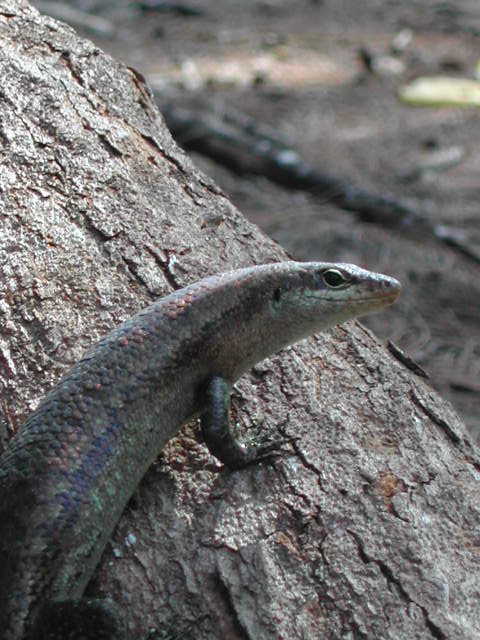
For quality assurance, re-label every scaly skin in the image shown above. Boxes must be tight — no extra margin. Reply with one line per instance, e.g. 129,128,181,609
0,261,400,639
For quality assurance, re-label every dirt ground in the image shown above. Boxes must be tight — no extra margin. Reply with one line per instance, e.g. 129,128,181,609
34,0,480,440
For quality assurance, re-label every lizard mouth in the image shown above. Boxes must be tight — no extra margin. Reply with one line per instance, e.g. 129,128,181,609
335,290,401,305
366,292,400,306
370,291,401,303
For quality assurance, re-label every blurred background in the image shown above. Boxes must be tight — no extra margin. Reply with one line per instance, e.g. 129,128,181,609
31,0,480,442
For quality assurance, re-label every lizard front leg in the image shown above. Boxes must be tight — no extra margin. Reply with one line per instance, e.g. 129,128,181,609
201,376,289,469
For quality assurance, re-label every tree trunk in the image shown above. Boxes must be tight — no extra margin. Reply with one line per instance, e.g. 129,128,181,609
0,2,478,639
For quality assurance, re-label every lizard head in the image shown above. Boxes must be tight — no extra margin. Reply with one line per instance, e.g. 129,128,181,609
208,261,401,380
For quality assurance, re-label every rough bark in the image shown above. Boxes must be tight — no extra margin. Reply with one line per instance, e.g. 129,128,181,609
0,2,478,639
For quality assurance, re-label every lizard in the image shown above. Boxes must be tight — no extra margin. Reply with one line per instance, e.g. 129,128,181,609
0,260,401,639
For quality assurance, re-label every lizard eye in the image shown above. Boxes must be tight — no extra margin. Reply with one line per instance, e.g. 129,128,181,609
322,269,349,289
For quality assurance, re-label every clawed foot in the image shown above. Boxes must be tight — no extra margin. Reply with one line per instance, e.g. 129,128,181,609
231,431,299,469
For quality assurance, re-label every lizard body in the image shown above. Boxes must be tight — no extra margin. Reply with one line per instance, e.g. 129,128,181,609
0,261,400,639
